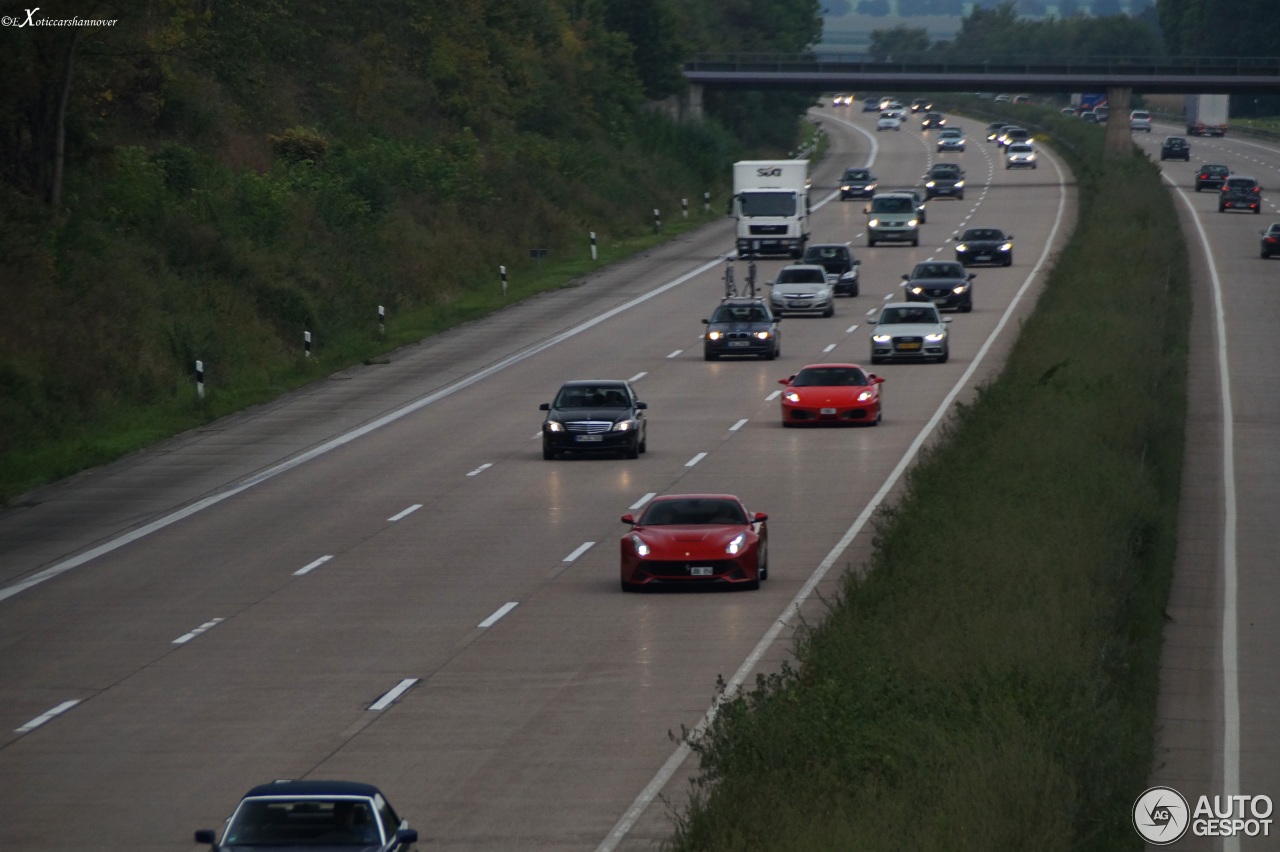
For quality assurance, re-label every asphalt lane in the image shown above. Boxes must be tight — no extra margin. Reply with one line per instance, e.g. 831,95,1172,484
0,103,1075,851
1135,123,1280,851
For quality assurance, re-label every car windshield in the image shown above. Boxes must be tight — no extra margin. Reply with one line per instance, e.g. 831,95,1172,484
961,229,1004,241
803,248,850,270
792,367,869,388
711,304,769,323
777,268,825,284
930,167,960,178
1202,165,1228,175
1009,145,1033,154
880,306,938,325
554,385,629,408
640,498,747,526
940,129,961,137
224,799,382,847
912,263,963,279
870,197,914,214
843,169,870,180
738,190,796,217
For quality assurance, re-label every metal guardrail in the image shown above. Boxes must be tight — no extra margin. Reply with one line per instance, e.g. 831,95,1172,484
686,53,1280,77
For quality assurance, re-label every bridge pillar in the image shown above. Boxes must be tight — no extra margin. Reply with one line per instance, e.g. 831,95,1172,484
682,83,704,122
1104,86,1133,158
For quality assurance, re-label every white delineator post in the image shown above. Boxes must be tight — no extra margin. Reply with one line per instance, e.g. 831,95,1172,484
590,231,597,261
304,331,311,358
500,265,507,297
195,360,204,400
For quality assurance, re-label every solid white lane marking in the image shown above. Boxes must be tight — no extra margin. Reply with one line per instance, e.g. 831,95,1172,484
684,453,707,467
823,344,837,353
730,419,748,431
766,391,782,401
563,541,595,562
667,350,683,358
16,700,81,734
630,493,656,511
628,372,647,382
478,602,518,628
369,678,420,711
597,135,1072,852
387,504,422,522
1169,172,1241,844
293,555,333,576
0,252,731,604
173,618,225,645
466,463,493,477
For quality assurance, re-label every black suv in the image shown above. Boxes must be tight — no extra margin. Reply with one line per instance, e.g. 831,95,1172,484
924,163,965,200
540,380,647,460
1160,136,1190,161
1195,164,1231,191
702,298,781,361
839,167,878,200
1220,176,1262,213
902,260,975,313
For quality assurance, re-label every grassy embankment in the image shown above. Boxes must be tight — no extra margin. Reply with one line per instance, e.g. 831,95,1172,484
665,108,1191,851
1,112,828,505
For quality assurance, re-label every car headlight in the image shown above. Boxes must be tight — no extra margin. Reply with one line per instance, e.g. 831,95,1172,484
630,534,650,557
783,391,800,403
840,271,856,281
857,390,874,402
868,218,880,227
754,330,772,340
545,421,564,432
840,184,851,191
908,219,919,227
954,180,965,188
925,332,946,342
955,244,968,252
1000,242,1013,251
910,286,924,295
952,284,969,294
725,532,747,556
925,180,936,188
707,330,723,341
872,333,892,343
612,420,633,432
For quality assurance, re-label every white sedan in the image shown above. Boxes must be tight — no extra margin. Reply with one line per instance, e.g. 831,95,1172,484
1005,143,1037,169
877,114,902,132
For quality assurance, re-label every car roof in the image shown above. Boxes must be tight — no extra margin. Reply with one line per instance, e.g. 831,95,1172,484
882,301,937,310
649,493,741,503
779,264,827,273
558,379,629,388
242,780,384,799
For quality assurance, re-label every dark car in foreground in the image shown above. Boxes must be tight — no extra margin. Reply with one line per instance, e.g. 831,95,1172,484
1261,223,1280,258
620,494,768,591
902,260,975,313
839,167,878,200
1160,136,1190,161
1195,164,1231,191
540,379,647,459
953,228,1013,266
195,780,418,851
702,297,780,360
1220,176,1262,213
802,243,861,296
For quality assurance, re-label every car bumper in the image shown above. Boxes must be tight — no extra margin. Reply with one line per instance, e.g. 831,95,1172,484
868,226,918,242
544,431,637,453
782,402,877,424
955,248,1009,265
840,188,874,199
871,339,947,360
737,238,802,256
907,291,969,311
1221,200,1260,211
705,338,775,357
770,295,832,314
926,186,962,198
621,553,760,587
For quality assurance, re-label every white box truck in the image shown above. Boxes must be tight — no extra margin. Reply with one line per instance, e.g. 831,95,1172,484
731,160,810,258
1186,94,1229,137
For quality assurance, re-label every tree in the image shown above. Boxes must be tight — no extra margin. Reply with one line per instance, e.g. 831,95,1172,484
869,26,933,60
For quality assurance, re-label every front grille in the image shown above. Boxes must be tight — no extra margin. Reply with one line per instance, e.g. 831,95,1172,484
749,225,787,235
565,420,613,434
642,560,741,579
723,331,755,340
926,288,949,297
893,336,923,350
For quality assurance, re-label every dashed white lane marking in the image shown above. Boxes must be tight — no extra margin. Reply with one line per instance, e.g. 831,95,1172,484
685,452,707,467
563,541,595,562
629,493,656,511
388,504,422,522
667,350,683,358
478,602,518,628
369,678,420,711
173,618,224,645
730,419,749,431
15,700,81,734
766,390,782,401
823,344,837,353
628,372,647,382
293,555,333,576
846,324,859,333
466,463,493,477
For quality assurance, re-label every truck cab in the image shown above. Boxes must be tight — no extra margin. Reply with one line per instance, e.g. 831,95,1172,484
731,160,810,258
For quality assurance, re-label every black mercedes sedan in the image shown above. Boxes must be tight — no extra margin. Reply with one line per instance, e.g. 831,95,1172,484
540,379,647,460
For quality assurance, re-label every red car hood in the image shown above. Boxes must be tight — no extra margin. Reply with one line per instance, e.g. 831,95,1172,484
787,386,873,405
635,524,748,557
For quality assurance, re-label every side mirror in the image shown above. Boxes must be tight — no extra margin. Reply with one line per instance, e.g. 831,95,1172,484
635,401,648,410
701,318,710,324
901,273,910,280
396,829,419,844
863,206,870,214
621,513,636,525
778,376,795,385
852,258,861,265
943,316,954,323
871,375,885,384
968,273,976,280
951,235,959,241
195,830,217,845
753,512,769,523
1007,235,1014,240
539,403,550,410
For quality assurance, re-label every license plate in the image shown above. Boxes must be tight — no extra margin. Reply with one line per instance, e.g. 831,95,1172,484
897,342,921,350
820,407,837,415
728,340,750,347
689,565,713,576
974,254,991,261
575,434,603,442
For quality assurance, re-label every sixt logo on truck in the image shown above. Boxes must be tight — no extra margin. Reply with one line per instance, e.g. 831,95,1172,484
756,167,783,177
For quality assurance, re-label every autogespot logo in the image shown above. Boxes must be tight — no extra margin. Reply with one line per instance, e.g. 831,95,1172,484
1134,786,1190,845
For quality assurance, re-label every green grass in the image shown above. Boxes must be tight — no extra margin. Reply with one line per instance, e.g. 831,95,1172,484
664,111,1189,851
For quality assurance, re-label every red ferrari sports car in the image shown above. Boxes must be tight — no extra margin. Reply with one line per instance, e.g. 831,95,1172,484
619,494,768,592
779,363,884,426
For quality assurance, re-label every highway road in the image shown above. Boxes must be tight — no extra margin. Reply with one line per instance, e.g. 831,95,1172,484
1133,123,1280,851
2,102,1080,851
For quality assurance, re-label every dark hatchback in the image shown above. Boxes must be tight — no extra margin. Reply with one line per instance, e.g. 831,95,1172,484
801,243,862,296
839,167,878,200
1220,176,1262,213
1261,223,1280,258
902,260,975,312
1195,164,1231,191
540,379,647,460
953,227,1013,267
702,297,781,361
924,163,965,200
195,780,418,851
1160,136,1191,161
